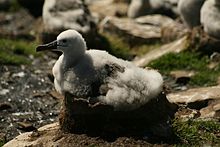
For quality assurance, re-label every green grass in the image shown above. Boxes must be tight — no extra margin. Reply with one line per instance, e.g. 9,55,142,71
99,33,133,60
173,118,220,146
0,140,5,147
99,33,161,60
0,38,38,65
148,51,220,86
131,43,161,57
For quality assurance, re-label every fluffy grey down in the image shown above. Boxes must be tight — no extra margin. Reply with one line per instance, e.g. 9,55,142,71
39,30,163,111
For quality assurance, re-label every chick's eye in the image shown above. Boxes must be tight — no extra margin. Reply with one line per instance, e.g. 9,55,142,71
62,39,67,43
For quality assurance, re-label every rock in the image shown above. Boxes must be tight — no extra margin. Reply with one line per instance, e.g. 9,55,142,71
167,86,220,104
59,92,177,140
127,0,178,19
201,0,220,39
0,89,9,96
41,0,97,47
100,15,186,45
88,0,128,20
135,14,187,42
16,122,36,132
200,99,220,118
12,72,25,78
135,14,174,26
133,35,188,67
3,123,59,147
100,15,165,45
170,70,195,85
17,0,44,17
167,86,220,118
3,123,154,147
178,0,205,29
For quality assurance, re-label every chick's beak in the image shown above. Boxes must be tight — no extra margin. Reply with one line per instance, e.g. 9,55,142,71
36,40,57,52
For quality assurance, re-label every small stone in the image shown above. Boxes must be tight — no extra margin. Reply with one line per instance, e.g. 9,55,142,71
17,122,36,132
12,72,25,78
34,70,42,74
167,85,220,104
0,89,9,96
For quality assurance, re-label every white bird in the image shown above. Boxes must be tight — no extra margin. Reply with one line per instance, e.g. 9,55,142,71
36,30,163,111
178,0,205,29
201,0,220,39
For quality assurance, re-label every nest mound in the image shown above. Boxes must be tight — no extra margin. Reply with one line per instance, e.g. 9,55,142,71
59,92,177,142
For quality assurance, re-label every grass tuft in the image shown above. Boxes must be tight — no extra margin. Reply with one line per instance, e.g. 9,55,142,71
0,139,5,147
148,51,220,86
99,33,133,60
0,38,38,65
173,118,220,146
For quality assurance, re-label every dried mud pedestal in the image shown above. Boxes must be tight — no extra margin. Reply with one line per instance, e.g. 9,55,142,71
59,92,178,142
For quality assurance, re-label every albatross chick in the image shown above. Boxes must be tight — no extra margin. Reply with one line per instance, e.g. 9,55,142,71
36,29,163,111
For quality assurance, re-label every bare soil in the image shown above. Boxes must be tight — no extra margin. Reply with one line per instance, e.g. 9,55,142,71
0,54,61,141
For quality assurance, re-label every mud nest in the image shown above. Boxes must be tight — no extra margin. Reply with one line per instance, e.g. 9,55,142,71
59,92,178,141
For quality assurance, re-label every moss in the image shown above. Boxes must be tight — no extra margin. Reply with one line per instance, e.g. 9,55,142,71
0,139,5,147
148,52,208,73
0,38,38,65
131,43,161,57
99,33,133,60
148,51,220,87
190,70,220,86
0,51,29,65
173,118,220,146
99,33,161,60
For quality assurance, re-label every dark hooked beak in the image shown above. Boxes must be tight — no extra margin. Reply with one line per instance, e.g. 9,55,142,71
36,40,57,52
